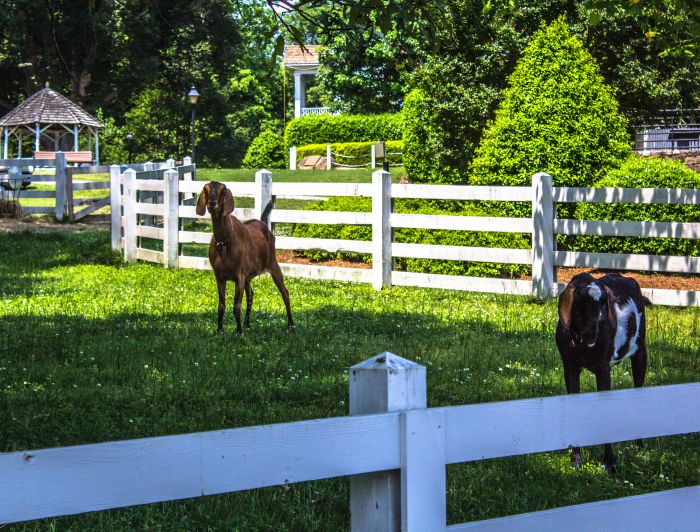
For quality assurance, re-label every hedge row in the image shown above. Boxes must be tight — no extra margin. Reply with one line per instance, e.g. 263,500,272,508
284,113,402,149
295,141,404,166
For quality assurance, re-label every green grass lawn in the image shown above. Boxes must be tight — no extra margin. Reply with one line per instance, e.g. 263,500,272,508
1,229,699,529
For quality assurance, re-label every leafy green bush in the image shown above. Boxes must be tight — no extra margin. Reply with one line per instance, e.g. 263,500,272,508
403,58,500,184
470,18,631,189
284,113,402,149
291,197,530,277
296,141,403,166
242,130,286,169
573,156,700,257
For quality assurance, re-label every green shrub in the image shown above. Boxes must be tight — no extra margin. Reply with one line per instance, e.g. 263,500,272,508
573,156,700,257
296,141,403,166
291,197,530,277
470,18,631,189
242,130,286,169
403,58,500,184
284,113,402,149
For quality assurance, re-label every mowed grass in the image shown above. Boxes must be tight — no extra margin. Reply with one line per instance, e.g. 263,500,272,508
1,229,699,530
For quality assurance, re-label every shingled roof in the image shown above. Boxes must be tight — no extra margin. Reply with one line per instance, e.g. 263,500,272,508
282,45,320,68
0,87,103,128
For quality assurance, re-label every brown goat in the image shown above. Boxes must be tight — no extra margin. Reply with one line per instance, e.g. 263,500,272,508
556,272,650,472
196,181,294,333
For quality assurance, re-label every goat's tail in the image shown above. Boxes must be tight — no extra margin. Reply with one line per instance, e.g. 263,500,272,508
261,196,276,225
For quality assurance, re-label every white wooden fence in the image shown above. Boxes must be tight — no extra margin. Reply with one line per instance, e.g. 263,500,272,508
110,168,700,307
1,352,699,530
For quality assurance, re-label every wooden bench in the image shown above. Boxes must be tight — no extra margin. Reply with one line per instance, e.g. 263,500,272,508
34,151,94,164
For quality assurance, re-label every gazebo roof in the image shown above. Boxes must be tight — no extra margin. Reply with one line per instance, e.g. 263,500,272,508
283,45,320,68
0,87,103,128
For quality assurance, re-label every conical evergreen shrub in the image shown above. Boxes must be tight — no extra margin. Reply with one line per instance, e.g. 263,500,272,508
470,18,631,188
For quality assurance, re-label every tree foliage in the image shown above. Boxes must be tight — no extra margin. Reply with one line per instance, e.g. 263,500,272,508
470,18,631,188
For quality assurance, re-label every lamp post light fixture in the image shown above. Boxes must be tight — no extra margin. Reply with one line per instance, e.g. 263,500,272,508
188,86,199,165
125,132,134,165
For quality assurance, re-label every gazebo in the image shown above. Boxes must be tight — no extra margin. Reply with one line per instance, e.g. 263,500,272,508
0,84,103,164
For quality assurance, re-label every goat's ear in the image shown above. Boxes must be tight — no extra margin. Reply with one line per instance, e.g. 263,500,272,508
558,282,575,330
221,186,234,217
196,184,210,216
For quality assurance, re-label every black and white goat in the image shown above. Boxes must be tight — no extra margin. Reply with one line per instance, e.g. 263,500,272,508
555,272,651,471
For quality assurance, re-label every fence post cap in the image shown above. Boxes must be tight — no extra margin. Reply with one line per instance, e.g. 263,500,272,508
351,352,424,372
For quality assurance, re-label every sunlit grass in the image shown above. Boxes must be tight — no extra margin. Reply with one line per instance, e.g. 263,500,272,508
1,229,698,530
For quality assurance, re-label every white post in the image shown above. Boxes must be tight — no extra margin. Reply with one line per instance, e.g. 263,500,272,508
123,168,137,263
54,152,67,222
17,134,21,158
73,125,79,152
254,169,273,226
109,165,122,251
371,143,376,169
182,156,194,200
3,127,8,159
294,71,302,118
289,146,296,171
326,144,332,171
349,353,427,532
34,123,39,153
532,172,554,300
94,131,99,165
165,158,175,168
401,410,446,531
372,169,392,290
163,169,179,268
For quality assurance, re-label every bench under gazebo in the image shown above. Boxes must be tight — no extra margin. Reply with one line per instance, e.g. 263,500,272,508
0,84,103,164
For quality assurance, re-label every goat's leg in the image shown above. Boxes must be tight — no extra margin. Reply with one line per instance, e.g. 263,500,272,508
216,277,227,332
631,349,648,448
564,364,583,468
269,262,294,327
595,369,617,473
244,281,254,330
232,279,245,335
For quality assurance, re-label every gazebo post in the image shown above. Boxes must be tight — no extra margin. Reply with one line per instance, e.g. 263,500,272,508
95,130,100,165
3,127,8,159
73,125,78,152
17,132,21,158
35,123,40,153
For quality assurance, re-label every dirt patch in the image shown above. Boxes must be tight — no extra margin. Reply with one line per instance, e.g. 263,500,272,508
276,250,371,269
549,267,700,291
0,214,109,233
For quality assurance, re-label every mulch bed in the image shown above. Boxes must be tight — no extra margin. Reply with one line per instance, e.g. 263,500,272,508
1,216,697,291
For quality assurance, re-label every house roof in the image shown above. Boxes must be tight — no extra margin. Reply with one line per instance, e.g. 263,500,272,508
283,45,320,68
0,87,103,128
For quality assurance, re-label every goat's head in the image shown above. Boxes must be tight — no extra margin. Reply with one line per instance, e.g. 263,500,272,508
558,273,613,348
197,182,234,217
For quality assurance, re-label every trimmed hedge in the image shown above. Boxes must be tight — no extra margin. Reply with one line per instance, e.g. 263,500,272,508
291,197,530,278
573,156,700,257
470,18,631,189
296,141,403,166
242,130,286,169
284,113,402,149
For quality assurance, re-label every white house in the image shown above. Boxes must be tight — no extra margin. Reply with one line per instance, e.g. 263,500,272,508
282,45,329,118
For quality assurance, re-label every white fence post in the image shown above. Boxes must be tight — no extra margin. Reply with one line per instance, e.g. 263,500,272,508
326,144,332,171
289,146,296,170
165,158,175,169
53,152,66,222
532,172,554,300
254,169,273,226
109,164,122,251
349,352,427,532
372,169,393,290
123,169,137,263
401,410,446,531
163,169,179,268
371,143,377,169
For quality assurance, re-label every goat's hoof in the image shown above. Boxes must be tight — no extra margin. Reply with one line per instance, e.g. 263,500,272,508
603,462,617,475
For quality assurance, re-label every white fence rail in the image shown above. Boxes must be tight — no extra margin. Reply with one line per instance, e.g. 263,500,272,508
1,352,699,529
110,169,700,307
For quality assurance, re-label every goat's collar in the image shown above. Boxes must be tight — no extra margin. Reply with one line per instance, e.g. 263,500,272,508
215,238,231,256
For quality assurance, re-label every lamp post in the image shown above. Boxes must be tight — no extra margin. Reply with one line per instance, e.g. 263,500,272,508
188,86,199,165
125,132,134,165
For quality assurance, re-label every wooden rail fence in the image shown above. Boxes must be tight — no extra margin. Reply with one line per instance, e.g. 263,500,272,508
110,169,700,307
1,352,698,529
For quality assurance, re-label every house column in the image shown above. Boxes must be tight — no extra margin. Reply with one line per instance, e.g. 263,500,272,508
294,71,302,118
